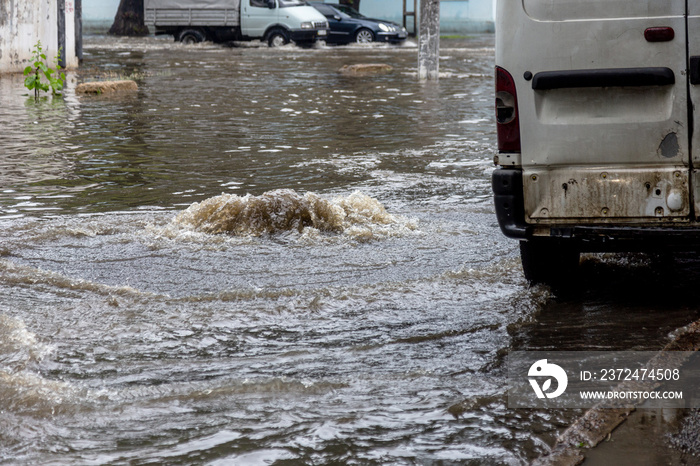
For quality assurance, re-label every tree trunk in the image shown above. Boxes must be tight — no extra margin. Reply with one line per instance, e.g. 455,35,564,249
340,0,361,12
109,0,149,36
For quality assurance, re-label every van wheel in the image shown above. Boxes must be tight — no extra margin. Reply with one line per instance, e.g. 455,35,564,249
268,29,290,47
178,29,206,44
355,28,374,44
519,240,580,288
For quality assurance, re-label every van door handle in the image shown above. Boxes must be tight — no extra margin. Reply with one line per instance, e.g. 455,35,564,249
690,56,700,85
531,67,675,90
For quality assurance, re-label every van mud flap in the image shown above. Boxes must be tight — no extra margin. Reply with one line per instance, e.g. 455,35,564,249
492,168,529,239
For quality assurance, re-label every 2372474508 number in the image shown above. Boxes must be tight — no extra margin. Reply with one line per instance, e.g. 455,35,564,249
598,368,680,382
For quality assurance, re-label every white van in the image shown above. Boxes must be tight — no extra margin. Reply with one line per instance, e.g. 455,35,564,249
145,0,329,47
493,0,700,285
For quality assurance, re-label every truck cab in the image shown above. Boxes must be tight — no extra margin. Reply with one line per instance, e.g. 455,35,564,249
145,0,329,47
242,0,328,46
493,0,700,285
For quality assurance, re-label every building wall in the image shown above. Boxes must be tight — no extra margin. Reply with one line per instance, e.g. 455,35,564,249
83,0,118,21
359,0,494,34
0,0,79,73
81,0,495,34
82,0,117,32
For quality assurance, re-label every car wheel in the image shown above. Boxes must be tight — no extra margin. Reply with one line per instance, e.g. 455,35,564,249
268,30,290,47
178,29,206,44
354,28,374,44
519,240,580,288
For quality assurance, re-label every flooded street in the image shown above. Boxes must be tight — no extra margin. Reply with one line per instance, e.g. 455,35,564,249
2,35,700,464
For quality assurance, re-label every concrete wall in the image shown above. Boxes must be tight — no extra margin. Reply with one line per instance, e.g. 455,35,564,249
0,0,79,73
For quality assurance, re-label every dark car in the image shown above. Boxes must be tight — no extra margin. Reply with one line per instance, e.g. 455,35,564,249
308,2,408,44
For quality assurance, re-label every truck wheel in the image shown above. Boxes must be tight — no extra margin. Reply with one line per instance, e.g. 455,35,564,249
355,28,374,44
268,30,289,47
519,240,580,288
178,29,206,44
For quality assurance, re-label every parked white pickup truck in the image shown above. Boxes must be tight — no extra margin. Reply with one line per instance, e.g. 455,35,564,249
144,0,329,47
493,0,700,286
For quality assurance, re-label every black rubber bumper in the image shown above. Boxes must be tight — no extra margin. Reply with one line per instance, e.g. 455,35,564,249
377,33,407,43
492,168,529,239
289,29,321,43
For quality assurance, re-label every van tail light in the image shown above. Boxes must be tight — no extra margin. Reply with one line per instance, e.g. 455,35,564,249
495,66,521,152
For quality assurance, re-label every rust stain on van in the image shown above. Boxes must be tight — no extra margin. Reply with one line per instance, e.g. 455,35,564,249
524,168,689,222
561,179,578,197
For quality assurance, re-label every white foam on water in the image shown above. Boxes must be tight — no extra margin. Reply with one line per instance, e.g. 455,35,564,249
0,314,52,368
0,259,157,299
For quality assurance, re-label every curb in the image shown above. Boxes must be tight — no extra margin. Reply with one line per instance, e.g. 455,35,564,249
76,80,138,94
532,321,700,465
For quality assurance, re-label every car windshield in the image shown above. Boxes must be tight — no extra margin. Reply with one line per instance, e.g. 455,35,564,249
313,4,337,17
279,0,306,7
334,4,364,18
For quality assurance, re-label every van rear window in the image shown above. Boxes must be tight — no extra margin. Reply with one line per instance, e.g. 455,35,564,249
523,0,683,21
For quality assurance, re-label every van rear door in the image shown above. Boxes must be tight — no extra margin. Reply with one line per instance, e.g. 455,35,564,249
498,1,691,225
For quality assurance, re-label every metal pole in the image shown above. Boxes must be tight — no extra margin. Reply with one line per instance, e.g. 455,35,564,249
403,0,417,35
57,0,66,68
418,0,439,80
413,0,417,35
75,0,83,63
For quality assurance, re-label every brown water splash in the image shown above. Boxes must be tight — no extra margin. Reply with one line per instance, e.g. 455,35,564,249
173,189,410,237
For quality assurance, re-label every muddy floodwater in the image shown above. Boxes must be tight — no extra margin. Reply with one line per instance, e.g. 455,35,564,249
2,35,700,465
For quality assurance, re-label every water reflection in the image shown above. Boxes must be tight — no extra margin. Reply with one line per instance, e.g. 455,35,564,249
510,253,700,353
0,75,82,216
0,36,494,217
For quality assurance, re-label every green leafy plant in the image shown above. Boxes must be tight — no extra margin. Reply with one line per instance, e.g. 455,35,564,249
23,41,66,101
